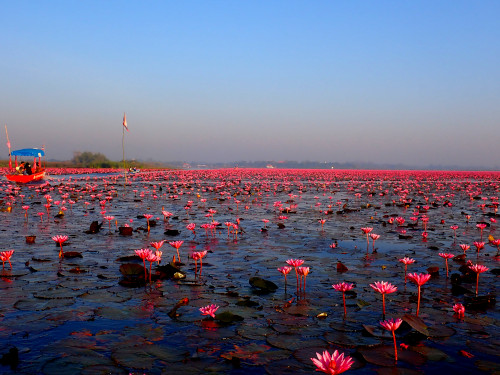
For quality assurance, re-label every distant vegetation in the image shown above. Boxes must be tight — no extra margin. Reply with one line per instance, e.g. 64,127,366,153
0,151,170,169
71,152,119,168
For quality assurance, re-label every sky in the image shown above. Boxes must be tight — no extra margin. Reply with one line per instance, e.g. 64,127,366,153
1,1,499,168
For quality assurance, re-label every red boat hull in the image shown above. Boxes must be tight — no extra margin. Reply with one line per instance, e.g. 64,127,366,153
5,170,46,183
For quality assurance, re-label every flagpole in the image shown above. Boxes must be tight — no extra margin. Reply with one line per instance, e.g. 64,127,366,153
5,125,12,170
122,118,127,183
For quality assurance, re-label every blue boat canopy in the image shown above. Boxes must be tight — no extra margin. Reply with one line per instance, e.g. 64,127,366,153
11,148,45,157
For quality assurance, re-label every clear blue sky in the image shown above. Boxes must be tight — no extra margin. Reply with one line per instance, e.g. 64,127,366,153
1,1,499,168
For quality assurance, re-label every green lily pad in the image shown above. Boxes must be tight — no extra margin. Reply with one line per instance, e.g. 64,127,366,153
215,311,244,324
111,345,155,370
359,345,427,367
402,314,429,336
249,277,278,293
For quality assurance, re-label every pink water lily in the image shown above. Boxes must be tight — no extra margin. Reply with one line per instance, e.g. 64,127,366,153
278,266,292,289
453,303,465,319
473,241,485,253
286,259,305,293
407,273,431,316
380,318,403,362
439,253,454,277
476,223,487,241
0,250,14,269
146,251,161,282
186,223,196,237
459,244,470,255
310,349,353,375
200,304,219,318
332,282,354,317
297,266,310,292
369,233,380,251
52,235,69,258
370,281,397,316
169,240,184,263
398,257,415,283
192,250,207,276
469,263,489,295
143,213,154,232
135,248,152,281
361,227,373,246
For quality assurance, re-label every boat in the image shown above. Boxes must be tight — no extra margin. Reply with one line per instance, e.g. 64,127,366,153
5,148,46,183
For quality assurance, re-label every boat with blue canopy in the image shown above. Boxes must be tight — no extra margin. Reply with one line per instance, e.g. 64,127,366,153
5,148,46,183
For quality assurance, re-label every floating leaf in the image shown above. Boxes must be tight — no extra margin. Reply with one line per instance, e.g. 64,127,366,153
249,277,278,293
402,314,429,336
360,345,426,367
215,311,244,324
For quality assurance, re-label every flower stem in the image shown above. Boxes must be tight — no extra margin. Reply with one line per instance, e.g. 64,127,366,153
392,331,398,362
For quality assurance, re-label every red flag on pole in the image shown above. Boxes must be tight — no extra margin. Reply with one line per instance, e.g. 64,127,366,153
123,113,129,132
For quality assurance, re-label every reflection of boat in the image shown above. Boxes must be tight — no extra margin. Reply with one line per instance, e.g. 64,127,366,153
5,148,46,183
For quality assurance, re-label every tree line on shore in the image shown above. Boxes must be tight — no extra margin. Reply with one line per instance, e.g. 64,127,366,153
0,151,167,169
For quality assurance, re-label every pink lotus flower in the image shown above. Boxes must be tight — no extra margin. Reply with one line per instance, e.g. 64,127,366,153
297,266,310,292
476,223,487,240
361,227,373,246
135,248,152,280
169,240,184,263
370,281,397,316
473,241,485,252
186,223,196,236
286,258,305,293
286,259,304,268
407,273,431,316
0,250,14,269
104,215,115,232
278,266,292,288
453,303,465,319
459,244,470,255
469,263,489,295
369,233,380,251
310,349,353,375
192,250,207,276
52,235,69,258
150,240,165,251
439,253,454,277
319,219,327,230
398,257,415,283
262,219,269,229
200,304,219,318
143,213,154,231
380,318,403,362
145,252,161,282
332,282,354,316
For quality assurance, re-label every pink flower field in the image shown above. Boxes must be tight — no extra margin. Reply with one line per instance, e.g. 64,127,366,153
0,168,498,374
